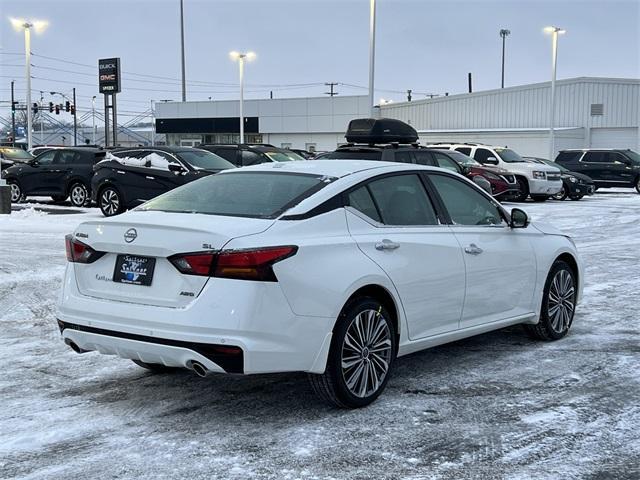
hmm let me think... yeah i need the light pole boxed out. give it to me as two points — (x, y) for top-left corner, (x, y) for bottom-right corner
(229, 51), (256, 144)
(10, 18), (48, 150)
(544, 26), (566, 161)
(499, 29), (510, 89)
(40, 91), (44, 145)
(150, 99), (155, 146)
(368, 0), (377, 117)
(180, 0), (187, 101)
(92, 96), (97, 145)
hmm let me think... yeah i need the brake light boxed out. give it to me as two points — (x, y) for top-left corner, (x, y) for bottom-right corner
(65, 234), (105, 263)
(169, 252), (216, 276)
(169, 246), (297, 281)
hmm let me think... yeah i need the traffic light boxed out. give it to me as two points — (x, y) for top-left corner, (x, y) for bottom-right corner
(49, 102), (54, 113)
(33, 103), (39, 114)
(70, 105), (76, 116)
(65, 101), (70, 112)
(55, 104), (60, 115)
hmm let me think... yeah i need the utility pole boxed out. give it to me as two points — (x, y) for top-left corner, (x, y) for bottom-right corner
(407, 89), (412, 102)
(324, 82), (339, 96)
(72, 87), (77, 146)
(500, 29), (511, 88)
(92, 96), (96, 145)
(150, 99), (155, 146)
(11, 81), (16, 147)
(180, 0), (187, 101)
(468, 72), (473, 93)
(40, 91), (44, 145)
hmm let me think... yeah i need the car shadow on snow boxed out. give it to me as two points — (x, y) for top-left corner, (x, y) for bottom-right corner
(52, 322), (564, 428)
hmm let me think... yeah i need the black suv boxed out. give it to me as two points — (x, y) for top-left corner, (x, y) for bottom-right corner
(555, 149), (640, 193)
(2, 147), (105, 206)
(198, 144), (304, 166)
(92, 146), (235, 216)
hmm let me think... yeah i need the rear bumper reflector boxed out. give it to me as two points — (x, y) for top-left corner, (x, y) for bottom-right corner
(57, 319), (244, 374)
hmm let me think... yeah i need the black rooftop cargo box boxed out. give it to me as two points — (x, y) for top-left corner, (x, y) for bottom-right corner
(345, 118), (418, 144)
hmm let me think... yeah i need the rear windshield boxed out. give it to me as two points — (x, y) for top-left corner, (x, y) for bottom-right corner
(261, 150), (304, 162)
(441, 150), (479, 166)
(319, 150), (383, 160)
(494, 148), (525, 163)
(177, 149), (235, 170)
(139, 171), (335, 218)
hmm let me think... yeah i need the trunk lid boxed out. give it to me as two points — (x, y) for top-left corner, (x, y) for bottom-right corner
(72, 210), (275, 307)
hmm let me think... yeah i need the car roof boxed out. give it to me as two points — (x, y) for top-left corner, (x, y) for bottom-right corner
(220, 159), (440, 179)
(559, 148), (629, 152)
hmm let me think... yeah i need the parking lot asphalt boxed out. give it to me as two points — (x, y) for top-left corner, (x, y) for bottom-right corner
(1, 192), (639, 480)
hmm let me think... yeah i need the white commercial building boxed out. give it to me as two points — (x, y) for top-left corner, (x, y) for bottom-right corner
(155, 95), (371, 152)
(381, 77), (639, 158)
(155, 77), (639, 157)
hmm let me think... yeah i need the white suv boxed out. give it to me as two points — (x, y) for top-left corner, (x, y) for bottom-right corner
(426, 143), (562, 202)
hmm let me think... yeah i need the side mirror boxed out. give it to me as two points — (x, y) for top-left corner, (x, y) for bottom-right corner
(510, 208), (529, 228)
(30, 159), (40, 167)
(484, 156), (499, 165)
(168, 163), (186, 173)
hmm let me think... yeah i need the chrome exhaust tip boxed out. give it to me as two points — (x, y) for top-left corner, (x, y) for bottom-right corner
(190, 361), (208, 378)
(65, 338), (88, 354)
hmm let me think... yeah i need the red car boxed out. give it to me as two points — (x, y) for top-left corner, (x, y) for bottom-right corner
(426, 149), (521, 200)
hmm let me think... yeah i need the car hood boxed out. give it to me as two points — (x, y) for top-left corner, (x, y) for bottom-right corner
(473, 165), (512, 175)
(513, 162), (561, 174)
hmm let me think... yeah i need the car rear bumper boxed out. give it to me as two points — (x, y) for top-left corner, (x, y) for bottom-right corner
(57, 264), (334, 374)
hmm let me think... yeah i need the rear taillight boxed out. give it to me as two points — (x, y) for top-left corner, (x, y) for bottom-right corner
(169, 252), (216, 276)
(169, 246), (297, 281)
(65, 234), (105, 263)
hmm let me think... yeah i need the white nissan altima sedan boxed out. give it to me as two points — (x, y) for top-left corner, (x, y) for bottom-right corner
(57, 160), (582, 408)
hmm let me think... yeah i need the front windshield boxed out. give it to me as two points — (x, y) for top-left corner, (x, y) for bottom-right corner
(495, 148), (525, 163)
(140, 171), (335, 218)
(177, 149), (235, 170)
(625, 150), (640, 165)
(443, 150), (480, 166)
(2, 148), (33, 161)
(263, 150), (304, 162)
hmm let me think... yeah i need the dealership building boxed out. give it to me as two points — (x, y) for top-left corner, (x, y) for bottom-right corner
(156, 77), (639, 157)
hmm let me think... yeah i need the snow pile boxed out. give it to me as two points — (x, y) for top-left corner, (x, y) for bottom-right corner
(9, 206), (47, 219)
(102, 151), (173, 171)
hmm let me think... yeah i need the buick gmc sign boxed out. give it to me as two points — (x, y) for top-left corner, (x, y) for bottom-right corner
(98, 58), (121, 94)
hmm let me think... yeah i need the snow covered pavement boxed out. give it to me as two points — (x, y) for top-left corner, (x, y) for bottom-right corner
(1, 193), (639, 479)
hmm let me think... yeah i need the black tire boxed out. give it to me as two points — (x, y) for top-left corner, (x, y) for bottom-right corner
(68, 182), (90, 207)
(308, 297), (397, 408)
(51, 195), (67, 203)
(568, 194), (584, 201)
(132, 359), (178, 373)
(98, 185), (124, 217)
(531, 195), (549, 202)
(524, 260), (577, 341)
(8, 180), (26, 203)
(635, 176), (640, 194)
(552, 185), (567, 201)
(514, 177), (529, 202)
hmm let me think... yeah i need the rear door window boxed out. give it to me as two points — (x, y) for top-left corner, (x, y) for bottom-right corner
(394, 151), (414, 164)
(241, 150), (265, 166)
(54, 150), (80, 165)
(582, 152), (607, 163)
(367, 174), (438, 226)
(347, 186), (382, 223)
(454, 147), (472, 156)
(413, 151), (434, 166)
(213, 148), (239, 165)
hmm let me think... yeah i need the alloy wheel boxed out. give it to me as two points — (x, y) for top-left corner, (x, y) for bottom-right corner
(635, 177), (640, 194)
(547, 269), (575, 334)
(552, 186), (566, 201)
(10, 183), (22, 203)
(341, 308), (392, 398)
(100, 188), (120, 216)
(70, 184), (87, 207)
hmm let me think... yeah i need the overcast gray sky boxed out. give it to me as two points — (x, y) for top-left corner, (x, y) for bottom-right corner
(1, 0), (639, 120)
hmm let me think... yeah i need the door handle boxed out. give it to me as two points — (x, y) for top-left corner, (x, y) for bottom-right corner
(375, 239), (400, 251)
(464, 243), (483, 255)
(146, 176), (155, 180)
